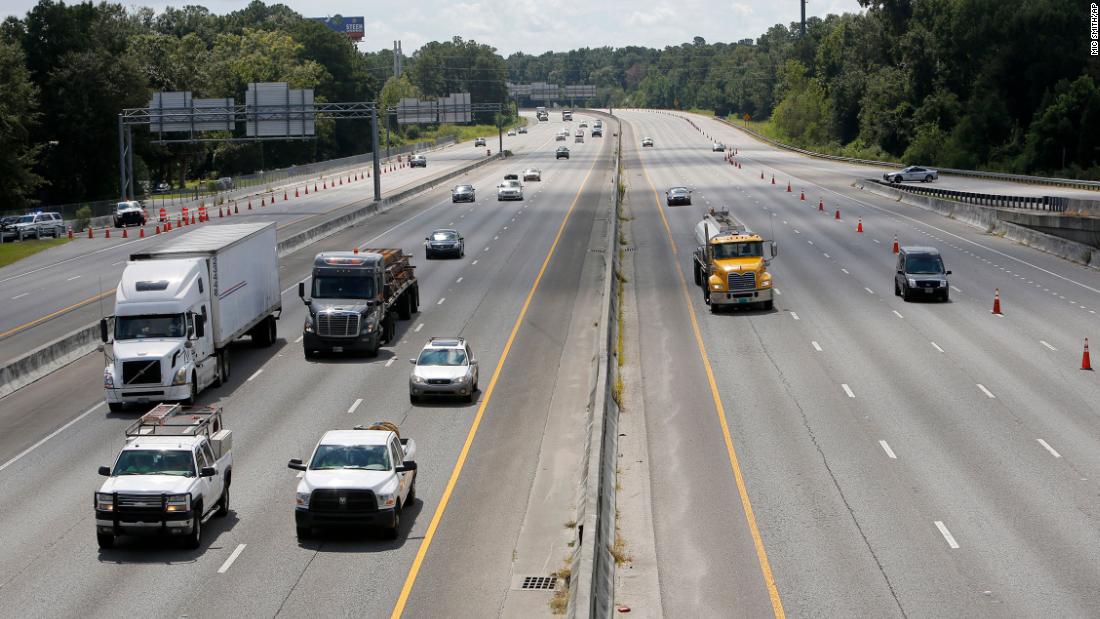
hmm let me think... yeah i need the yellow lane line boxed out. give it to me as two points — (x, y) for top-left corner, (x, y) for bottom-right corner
(390, 147), (604, 618)
(638, 149), (786, 618)
(0, 290), (114, 340)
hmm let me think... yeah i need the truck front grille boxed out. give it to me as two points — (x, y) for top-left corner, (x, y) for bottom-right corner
(310, 489), (378, 513)
(115, 493), (164, 514)
(316, 313), (360, 338)
(427, 379), (452, 385)
(727, 272), (757, 291)
(122, 360), (162, 385)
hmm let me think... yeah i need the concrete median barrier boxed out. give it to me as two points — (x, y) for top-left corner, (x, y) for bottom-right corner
(0, 150), (507, 399)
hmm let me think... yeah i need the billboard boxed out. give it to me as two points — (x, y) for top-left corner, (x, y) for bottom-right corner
(149, 92), (234, 133)
(310, 16), (365, 41)
(397, 93), (473, 125)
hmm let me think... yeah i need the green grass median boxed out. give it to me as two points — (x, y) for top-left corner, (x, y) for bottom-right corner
(0, 237), (71, 268)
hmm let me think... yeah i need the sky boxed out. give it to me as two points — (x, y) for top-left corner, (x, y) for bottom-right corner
(3, 0), (862, 56)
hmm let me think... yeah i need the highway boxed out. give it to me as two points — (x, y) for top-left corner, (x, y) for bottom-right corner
(0, 124), (540, 366)
(618, 109), (1100, 617)
(0, 113), (614, 616)
(2, 105), (1098, 618)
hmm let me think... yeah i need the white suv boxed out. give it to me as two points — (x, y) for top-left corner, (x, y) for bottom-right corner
(12, 212), (64, 240)
(408, 337), (479, 403)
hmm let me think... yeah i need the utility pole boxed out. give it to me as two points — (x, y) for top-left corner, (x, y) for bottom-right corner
(393, 41), (403, 78)
(801, 0), (807, 37)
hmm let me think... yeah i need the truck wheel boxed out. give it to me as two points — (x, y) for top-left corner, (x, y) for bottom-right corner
(183, 374), (198, 405)
(216, 480), (230, 517)
(97, 532), (115, 549)
(304, 348), (317, 360)
(924, 175), (933, 182)
(296, 525), (312, 541)
(184, 511), (202, 549)
(397, 292), (412, 320)
(411, 285), (420, 314)
(222, 352), (230, 381)
(762, 300), (774, 311)
(382, 312), (396, 344)
(385, 503), (402, 540)
(894, 280), (901, 296)
(407, 477), (417, 505)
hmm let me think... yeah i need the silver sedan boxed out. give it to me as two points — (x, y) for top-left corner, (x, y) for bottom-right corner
(884, 166), (939, 183)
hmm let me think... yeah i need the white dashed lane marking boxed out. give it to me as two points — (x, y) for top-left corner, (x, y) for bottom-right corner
(347, 398), (363, 414)
(1037, 439), (1062, 458)
(935, 521), (960, 549)
(879, 440), (897, 459)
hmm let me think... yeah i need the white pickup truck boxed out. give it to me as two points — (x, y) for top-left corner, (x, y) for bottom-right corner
(94, 404), (232, 549)
(288, 422), (417, 541)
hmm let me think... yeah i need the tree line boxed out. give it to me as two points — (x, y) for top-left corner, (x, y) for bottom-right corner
(0, 1), (509, 210)
(507, 0), (1100, 178)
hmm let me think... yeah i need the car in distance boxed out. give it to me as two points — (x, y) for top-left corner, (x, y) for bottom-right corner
(711, 142), (725, 152)
(451, 184), (475, 203)
(409, 337), (479, 403)
(555, 130), (567, 141)
(409, 154), (427, 168)
(425, 229), (464, 259)
(11, 212), (64, 240)
(288, 423), (417, 541)
(579, 121), (588, 129)
(522, 168), (542, 182)
(556, 146), (570, 159)
(575, 129), (584, 143)
(497, 179), (524, 201)
(591, 126), (603, 137)
(504, 173), (520, 182)
(666, 187), (692, 206)
(507, 129), (517, 137)
(884, 166), (939, 183)
(474, 137), (486, 147)
(641, 137), (654, 147)
(153, 182), (171, 194)
(113, 201), (147, 228)
(518, 126), (528, 134)
(0, 216), (19, 241)
(895, 246), (951, 301)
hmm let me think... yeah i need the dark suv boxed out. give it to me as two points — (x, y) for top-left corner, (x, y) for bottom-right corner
(556, 146), (570, 159)
(895, 246), (951, 301)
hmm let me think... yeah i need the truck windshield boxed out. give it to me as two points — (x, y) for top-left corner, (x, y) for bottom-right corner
(905, 255), (944, 274)
(310, 444), (391, 470)
(713, 242), (764, 259)
(312, 276), (375, 299)
(113, 449), (196, 476)
(115, 314), (186, 340)
(417, 349), (468, 366)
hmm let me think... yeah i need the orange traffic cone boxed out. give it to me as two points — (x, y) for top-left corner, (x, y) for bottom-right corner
(339, 177), (343, 186)
(166, 221), (172, 231)
(155, 224), (161, 235)
(818, 199), (824, 212)
(353, 247), (359, 254)
(122, 227), (128, 238)
(800, 190), (805, 201)
(992, 289), (1002, 314)
(892, 235), (899, 253)
(761, 171), (765, 179)
(88, 227), (94, 238)
(314, 183), (318, 192)
(67, 227), (73, 239)
(105, 227), (110, 238)
(139, 227), (145, 238)
(771, 175), (776, 185)
(219, 206), (224, 218)
(786, 180), (792, 192)
(191, 214), (196, 225)
(1083, 338), (1093, 370)
(835, 209), (841, 220)
(857, 218), (864, 233)
(323, 181), (327, 189)
(234, 203), (239, 214)
(295, 188), (300, 198)
(284, 191), (288, 201)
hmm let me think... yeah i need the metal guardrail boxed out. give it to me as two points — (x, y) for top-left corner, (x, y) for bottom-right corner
(705, 113), (1100, 192)
(867, 179), (1069, 212)
(2, 137), (453, 220)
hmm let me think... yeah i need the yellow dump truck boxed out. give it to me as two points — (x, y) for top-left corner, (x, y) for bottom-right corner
(692, 208), (777, 312)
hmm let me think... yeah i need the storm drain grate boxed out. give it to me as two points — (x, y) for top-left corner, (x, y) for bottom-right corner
(519, 575), (559, 590)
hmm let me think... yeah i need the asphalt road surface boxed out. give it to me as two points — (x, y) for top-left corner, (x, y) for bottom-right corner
(621, 109), (1100, 617)
(0, 113), (614, 616)
(0, 118), (547, 365)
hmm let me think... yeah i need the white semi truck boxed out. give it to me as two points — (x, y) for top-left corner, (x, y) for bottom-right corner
(101, 222), (281, 411)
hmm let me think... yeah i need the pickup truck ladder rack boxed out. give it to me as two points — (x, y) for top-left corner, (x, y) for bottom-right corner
(125, 404), (224, 439)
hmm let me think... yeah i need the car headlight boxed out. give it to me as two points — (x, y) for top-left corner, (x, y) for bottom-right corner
(378, 492), (397, 508)
(171, 367), (188, 386)
(907, 278), (917, 287)
(304, 316), (314, 333)
(453, 375), (467, 384)
(363, 321), (374, 333)
(95, 492), (114, 511)
(165, 493), (190, 512)
(296, 491), (311, 508)
(103, 367), (115, 389)
(412, 375), (426, 385)
(759, 279), (772, 288)
(940, 280), (948, 287)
